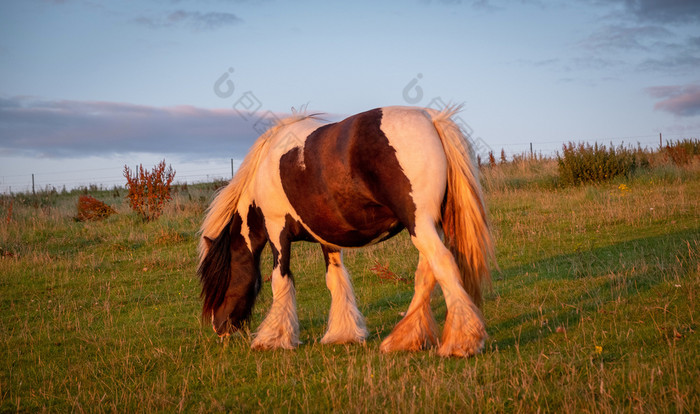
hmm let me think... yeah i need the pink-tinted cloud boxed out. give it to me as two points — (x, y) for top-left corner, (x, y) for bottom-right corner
(0, 97), (278, 158)
(646, 84), (700, 117)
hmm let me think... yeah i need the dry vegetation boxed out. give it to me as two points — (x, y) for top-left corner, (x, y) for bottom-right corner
(0, 146), (698, 412)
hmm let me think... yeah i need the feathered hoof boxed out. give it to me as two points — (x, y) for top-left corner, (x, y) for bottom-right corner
(436, 340), (485, 358)
(320, 330), (367, 345)
(250, 334), (300, 351)
(320, 313), (368, 345)
(436, 309), (487, 358)
(380, 333), (435, 353)
(379, 309), (439, 353)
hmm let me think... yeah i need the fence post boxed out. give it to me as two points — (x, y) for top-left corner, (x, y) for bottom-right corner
(530, 142), (533, 157)
(659, 133), (662, 149)
(32, 174), (35, 195)
(231, 158), (234, 179)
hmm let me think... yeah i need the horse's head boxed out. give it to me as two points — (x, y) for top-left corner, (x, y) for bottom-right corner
(198, 210), (265, 336)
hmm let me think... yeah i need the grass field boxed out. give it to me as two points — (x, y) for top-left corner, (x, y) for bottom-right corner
(1, 158), (698, 412)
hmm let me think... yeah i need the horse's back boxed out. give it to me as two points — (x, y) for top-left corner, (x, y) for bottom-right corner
(263, 107), (448, 247)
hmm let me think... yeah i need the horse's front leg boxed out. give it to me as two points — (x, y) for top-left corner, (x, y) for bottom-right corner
(320, 246), (367, 344)
(251, 229), (300, 350)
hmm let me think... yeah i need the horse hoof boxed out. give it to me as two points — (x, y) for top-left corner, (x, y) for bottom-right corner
(320, 333), (366, 345)
(437, 306), (487, 358)
(436, 340), (484, 358)
(251, 336), (300, 350)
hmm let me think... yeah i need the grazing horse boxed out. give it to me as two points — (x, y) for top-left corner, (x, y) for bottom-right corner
(198, 106), (494, 357)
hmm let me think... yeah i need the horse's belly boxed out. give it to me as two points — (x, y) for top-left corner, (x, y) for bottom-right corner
(285, 183), (404, 247)
(308, 203), (404, 247)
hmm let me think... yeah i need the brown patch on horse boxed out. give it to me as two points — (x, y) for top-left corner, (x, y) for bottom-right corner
(279, 108), (415, 247)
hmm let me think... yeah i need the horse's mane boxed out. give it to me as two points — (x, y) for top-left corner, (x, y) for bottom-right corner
(198, 112), (322, 263)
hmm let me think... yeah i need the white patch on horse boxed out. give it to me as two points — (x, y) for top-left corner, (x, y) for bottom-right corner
(379, 106), (448, 225)
(251, 222), (300, 350)
(238, 201), (253, 252)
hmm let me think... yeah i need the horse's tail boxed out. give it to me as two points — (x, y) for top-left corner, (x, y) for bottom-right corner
(430, 106), (494, 306)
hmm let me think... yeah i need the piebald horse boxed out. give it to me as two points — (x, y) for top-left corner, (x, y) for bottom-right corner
(198, 106), (493, 357)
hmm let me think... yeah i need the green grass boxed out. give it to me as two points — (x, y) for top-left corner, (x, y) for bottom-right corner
(1, 160), (698, 412)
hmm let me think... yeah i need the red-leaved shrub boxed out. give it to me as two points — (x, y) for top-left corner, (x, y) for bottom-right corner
(75, 195), (116, 222)
(123, 160), (175, 221)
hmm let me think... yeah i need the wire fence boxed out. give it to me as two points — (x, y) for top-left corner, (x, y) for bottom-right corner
(1, 132), (697, 195)
(0, 162), (235, 195)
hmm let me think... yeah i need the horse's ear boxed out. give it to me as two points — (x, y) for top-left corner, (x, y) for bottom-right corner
(203, 236), (214, 249)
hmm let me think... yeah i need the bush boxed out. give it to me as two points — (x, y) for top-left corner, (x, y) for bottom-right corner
(488, 151), (496, 167)
(557, 142), (640, 186)
(75, 195), (116, 222)
(665, 139), (700, 165)
(123, 160), (176, 221)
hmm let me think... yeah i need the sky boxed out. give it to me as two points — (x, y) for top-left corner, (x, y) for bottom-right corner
(1, 0), (699, 192)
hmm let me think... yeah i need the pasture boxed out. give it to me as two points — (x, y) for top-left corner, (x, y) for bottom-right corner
(1, 158), (698, 412)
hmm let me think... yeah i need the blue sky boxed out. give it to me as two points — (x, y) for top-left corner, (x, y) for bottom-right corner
(1, 0), (699, 192)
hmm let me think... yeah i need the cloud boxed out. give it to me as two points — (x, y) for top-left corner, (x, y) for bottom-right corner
(571, 1), (699, 78)
(639, 53), (700, 74)
(622, 0), (700, 23)
(579, 24), (671, 51)
(134, 10), (243, 31)
(646, 84), (700, 117)
(0, 97), (278, 159)
(636, 33), (700, 75)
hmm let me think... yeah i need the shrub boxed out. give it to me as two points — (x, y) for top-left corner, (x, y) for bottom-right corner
(665, 138), (700, 165)
(488, 151), (496, 167)
(5, 199), (13, 225)
(557, 142), (640, 186)
(75, 195), (116, 222)
(123, 160), (176, 221)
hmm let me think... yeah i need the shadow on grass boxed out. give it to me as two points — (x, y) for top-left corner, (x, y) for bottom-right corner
(486, 227), (698, 350)
(243, 227), (697, 353)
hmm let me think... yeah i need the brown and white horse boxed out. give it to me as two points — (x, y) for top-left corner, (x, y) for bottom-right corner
(198, 106), (494, 357)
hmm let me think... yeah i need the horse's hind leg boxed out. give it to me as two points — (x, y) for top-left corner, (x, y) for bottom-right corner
(251, 232), (300, 350)
(410, 221), (487, 357)
(380, 253), (439, 352)
(320, 247), (368, 344)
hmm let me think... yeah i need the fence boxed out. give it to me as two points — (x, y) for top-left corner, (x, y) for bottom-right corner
(0, 132), (696, 195)
(0, 160), (236, 195)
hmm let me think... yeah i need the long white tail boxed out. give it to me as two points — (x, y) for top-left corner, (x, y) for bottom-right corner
(430, 107), (494, 306)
